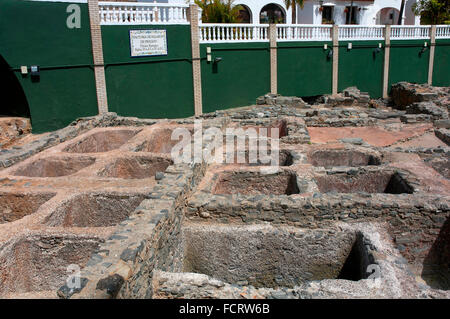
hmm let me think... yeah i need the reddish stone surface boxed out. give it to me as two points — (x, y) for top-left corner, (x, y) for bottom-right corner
(0, 117), (31, 149)
(0, 124), (177, 298)
(308, 124), (433, 147)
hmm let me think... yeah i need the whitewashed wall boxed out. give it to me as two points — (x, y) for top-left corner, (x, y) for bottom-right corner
(135, 0), (420, 25)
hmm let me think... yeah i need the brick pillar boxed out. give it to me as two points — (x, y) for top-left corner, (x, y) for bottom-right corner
(382, 25), (391, 99)
(428, 25), (436, 85)
(88, 0), (108, 114)
(269, 24), (277, 95)
(189, 3), (203, 116)
(332, 25), (339, 95)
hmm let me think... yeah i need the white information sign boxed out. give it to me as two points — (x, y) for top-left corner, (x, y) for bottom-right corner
(129, 30), (167, 57)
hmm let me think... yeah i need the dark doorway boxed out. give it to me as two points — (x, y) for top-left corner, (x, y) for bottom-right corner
(345, 6), (358, 24)
(0, 55), (30, 118)
(321, 6), (334, 24)
(260, 4), (286, 24)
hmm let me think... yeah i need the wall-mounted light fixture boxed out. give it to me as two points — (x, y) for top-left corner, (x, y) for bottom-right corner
(20, 66), (28, 76)
(347, 43), (352, 50)
(418, 42), (429, 55)
(212, 57), (222, 74)
(373, 43), (382, 55)
(30, 65), (40, 82)
(327, 49), (333, 59)
(373, 46), (381, 57)
(420, 42), (428, 55)
(206, 47), (212, 62)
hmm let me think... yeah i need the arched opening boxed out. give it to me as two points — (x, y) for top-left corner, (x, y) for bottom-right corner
(376, 7), (401, 25)
(236, 4), (252, 23)
(260, 3), (286, 24)
(0, 55), (30, 119)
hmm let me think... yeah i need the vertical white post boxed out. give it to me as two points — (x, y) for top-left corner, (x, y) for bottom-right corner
(382, 25), (391, 99)
(332, 25), (339, 95)
(189, 3), (203, 116)
(269, 24), (277, 95)
(428, 25), (436, 85)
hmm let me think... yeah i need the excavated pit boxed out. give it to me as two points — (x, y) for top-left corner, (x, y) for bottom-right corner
(224, 149), (294, 166)
(315, 171), (414, 194)
(422, 156), (450, 179)
(240, 120), (288, 138)
(308, 149), (381, 168)
(97, 156), (172, 179)
(421, 217), (450, 290)
(0, 235), (102, 296)
(13, 156), (96, 177)
(135, 127), (194, 154)
(0, 192), (56, 223)
(44, 193), (146, 227)
(64, 129), (138, 153)
(212, 171), (300, 195)
(182, 224), (372, 288)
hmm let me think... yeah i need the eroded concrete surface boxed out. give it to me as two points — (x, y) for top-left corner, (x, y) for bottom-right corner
(0, 83), (449, 299)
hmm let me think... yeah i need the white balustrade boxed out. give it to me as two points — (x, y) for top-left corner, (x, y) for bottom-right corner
(199, 24), (269, 43)
(277, 25), (332, 41)
(96, 6), (450, 44)
(390, 26), (430, 39)
(339, 25), (385, 40)
(436, 25), (450, 39)
(99, 1), (189, 25)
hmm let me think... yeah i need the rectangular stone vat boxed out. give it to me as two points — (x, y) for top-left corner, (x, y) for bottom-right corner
(182, 224), (371, 288)
(420, 217), (450, 290)
(97, 156), (172, 179)
(0, 234), (101, 296)
(64, 129), (138, 153)
(315, 170), (414, 194)
(212, 171), (300, 195)
(308, 149), (381, 168)
(44, 193), (146, 227)
(135, 127), (194, 154)
(0, 192), (56, 223)
(239, 120), (288, 138)
(224, 149), (294, 166)
(13, 156), (95, 177)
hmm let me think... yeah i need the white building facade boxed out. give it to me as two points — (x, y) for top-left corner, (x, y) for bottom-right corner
(137, 0), (420, 25)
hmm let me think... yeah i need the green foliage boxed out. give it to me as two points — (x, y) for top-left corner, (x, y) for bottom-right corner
(284, 0), (305, 10)
(194, 0), (243, 23)
(412, 0), (450, 24)
(284, 0), (305, 24)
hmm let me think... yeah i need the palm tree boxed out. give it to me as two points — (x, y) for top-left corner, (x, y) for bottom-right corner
(284, 0), (305, 24)
(194, 0), (243, 23)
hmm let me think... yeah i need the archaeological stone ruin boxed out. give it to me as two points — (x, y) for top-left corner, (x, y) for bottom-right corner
(0, 82), (449, 299)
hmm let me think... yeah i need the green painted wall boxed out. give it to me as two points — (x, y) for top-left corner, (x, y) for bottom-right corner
(278, 41), (332, 97)
(433, 39), (450, 87)
(1, 0), (448, 133)
(102, 25), (194, 119)
(338, 41), (385, 98)
(200, 43), (270, 114)
(389, 40), (430, 90)
(0, 0), (98, 133)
